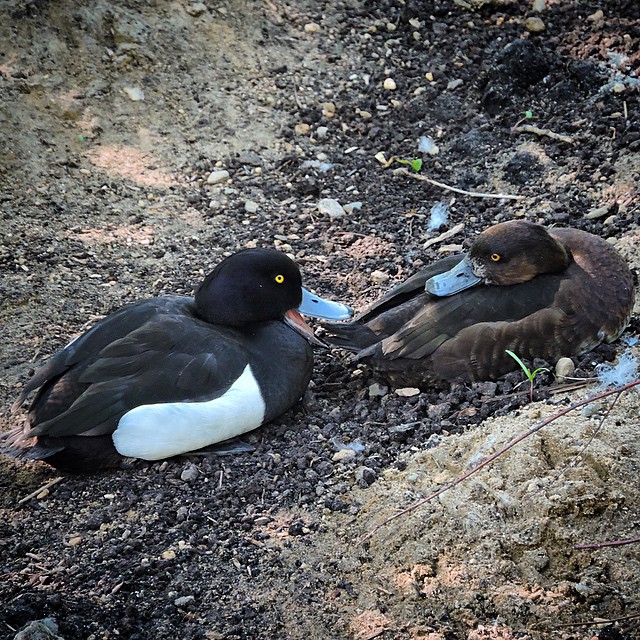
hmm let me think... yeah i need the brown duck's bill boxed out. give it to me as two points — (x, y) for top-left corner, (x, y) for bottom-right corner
(425, 256), (482, 297)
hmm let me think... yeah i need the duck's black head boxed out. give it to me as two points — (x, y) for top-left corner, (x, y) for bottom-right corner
(195, 248), (304, 326)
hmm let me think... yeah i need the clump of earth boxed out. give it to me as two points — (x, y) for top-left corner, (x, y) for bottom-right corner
(1, 1), (639, 639)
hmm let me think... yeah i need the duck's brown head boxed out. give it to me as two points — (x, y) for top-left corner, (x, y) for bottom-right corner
(426, 220), (571, 296)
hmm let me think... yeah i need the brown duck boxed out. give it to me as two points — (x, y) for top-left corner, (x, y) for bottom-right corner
(325, 220), (635, 387)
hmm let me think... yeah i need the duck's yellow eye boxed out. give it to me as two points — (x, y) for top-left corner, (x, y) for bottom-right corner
(491, 253), (501, 262)
(275, 274), (285, 284)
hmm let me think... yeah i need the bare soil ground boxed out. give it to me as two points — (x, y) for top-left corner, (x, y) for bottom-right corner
(1, 1), (639, 639)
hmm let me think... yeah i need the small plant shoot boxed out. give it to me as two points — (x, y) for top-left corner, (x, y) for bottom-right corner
(396, 157), (423, 173)
(505, 349), (549, 402)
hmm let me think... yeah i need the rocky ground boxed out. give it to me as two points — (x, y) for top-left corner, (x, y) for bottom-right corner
(1, 0), (639, 638)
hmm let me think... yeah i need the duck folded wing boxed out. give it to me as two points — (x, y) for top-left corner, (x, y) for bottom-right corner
(12, 296), (194, 412)
(23, 315), (246, 439)
(325, 255), (463, 351)
(357, 254), (463, 322)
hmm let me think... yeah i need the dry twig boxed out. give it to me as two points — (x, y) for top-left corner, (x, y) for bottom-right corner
(394, 167), (525, 200)
(512, 123), (574, 144)
(17, 477), (64, 505)
(575, 536), (640, 550)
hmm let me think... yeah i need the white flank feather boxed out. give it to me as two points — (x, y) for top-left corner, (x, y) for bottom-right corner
(112, 364), (266, 460)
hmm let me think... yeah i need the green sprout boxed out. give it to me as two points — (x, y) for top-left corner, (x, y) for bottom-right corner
(395, 157), (423, 173)
(505, 349), (549, 402)
(511, 110), (535, 132)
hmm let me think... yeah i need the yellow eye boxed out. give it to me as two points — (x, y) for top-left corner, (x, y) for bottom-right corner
(275, 274), (285, 284)
(491, 253), (501, 262)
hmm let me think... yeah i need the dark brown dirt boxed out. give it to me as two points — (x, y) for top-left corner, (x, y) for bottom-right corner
(1, 1), (639, 639)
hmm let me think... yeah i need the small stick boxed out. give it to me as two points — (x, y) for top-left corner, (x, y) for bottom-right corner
(556, 611), (640, 628)
(394, 168), (525, 200)
(575, 536), (640, 550)
(17, 477), (64, 505)
(512, 124), (574, 144)
(358, 379), (640, 544)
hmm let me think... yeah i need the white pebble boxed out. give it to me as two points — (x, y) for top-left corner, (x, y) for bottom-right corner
(244, 200), (259, 213)
(343, 201), (362, 214)
(317, 198), (346, 219)
(207, 170), (229, 184)
(395, 387), (421, 397)
(123, 86), (145, 101)
(383, 78), (397, 91)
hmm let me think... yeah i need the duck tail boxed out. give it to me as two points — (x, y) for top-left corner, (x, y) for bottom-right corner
(0, 426), (64, 463)
(321, 321), (379, 352)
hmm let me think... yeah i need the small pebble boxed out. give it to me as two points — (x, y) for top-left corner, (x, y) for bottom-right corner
(555, 357), (575, 383)
(162, 550), (176, 560)
(524, 17), (545, 32)
(343, 201), (363, 214)
(123, 86), (145, 101)
(383, 78), (397, 91)
(371, 269), (390, 284)
(295, 123), (311, 135)
(587, 9), (604, 22)
(332, 448), (356, 462)
(532, 0), (546, 10)
(174, 595), (195, 607)
(355, 466), (377, 485)
(13, 619), (63, 640)
(447, 79), (463, 90)
(207, 170), (229, 184)
(395, 387), (420, 397)
(317, 198), (346, 219)
(368, 382), (388, 397)
(316, 126), (329, 139)
(181, 464), (199, 482)
(585, 205), (609, 219)
(304, 22), (321, 33)
(244, 200), (259, 213)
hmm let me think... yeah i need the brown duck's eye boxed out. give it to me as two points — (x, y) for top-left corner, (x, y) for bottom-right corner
(274, 274), (285, 284)
(490, 253), (501, 262)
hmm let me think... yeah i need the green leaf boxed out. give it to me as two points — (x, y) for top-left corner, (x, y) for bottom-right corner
(524, 110), (533, 119)
(505, 349), (533, 381)
(531, 367), (550, 378)
(396, 158), (423, 173)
